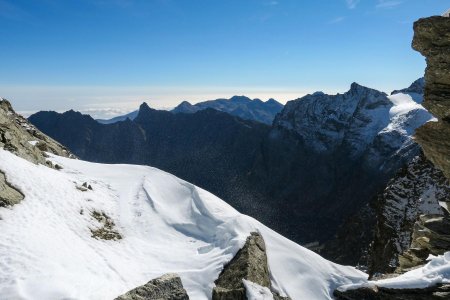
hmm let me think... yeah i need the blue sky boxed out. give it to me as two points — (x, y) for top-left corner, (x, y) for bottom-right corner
(0, 0), (448, 118)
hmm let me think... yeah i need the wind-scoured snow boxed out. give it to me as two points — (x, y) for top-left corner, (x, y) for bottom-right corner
(338, 252), (450, 291)
(0, 149), (366, 300)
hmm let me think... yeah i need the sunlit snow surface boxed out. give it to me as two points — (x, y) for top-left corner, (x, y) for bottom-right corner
(0, 150), (366, 300)
(339, 252), (450, 291)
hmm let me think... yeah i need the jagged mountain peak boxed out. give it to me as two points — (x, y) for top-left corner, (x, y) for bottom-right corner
(274, 83), (394, 155)
(391, 77), (425, 100)
(139, 102), (152, 111)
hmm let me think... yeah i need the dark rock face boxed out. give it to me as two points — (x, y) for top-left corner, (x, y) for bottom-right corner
(172, 96), (284, 125)
(319, 204), (376, 270)
(334, 284), (450, 300)
(212, 232), (289, 300)
(369, 154), (449, 276)
(413, 16), (450, 179)
(321, 153), (450, 271)
(114, 273), (189, 300)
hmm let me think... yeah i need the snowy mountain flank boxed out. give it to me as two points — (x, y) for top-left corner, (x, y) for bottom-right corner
(0, 99), (370, 299)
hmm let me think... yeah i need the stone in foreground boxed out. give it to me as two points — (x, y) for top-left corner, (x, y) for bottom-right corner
(115, 273), (189, 300)
(212, 232), (290, 300)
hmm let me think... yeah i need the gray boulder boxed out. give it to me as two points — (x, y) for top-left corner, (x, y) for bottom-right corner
(0, 171), (24, 207)
(115, 273), (189, 300)
(212, 232), (290, 300)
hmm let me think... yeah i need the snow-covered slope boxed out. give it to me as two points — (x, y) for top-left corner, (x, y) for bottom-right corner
(0, 149), (366, 300)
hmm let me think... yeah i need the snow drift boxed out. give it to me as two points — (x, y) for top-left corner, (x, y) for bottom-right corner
(0, 149), (366, 300)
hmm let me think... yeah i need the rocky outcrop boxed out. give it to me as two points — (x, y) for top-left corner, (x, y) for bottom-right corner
(398, 214), (450, 271)
(0, 171), (24, 207)
(90, 211), (122, 240)
(369, 154), (449, 276)
(114, 273), (189, 300)
(0, 99), (73, 165)
(334, 284), (450, 300)
(212, 232), (289, 300)
(0, 99), (73, 207)
(412, 16), (450, 179)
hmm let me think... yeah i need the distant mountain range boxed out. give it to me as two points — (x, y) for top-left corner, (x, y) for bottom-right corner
(96, 95), (284, 125)
(28, 79), (432, 250)
(172, 95), (283, 125)
(96, 110), (139, 124)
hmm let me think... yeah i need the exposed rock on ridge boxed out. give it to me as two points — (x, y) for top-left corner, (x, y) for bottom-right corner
(369, 154), (449, 276)
(413, 16), (450, 179)
(0, 98), (74, 207)
(114, 273), (189, 300)
(0, 171), (24, 207)
(0, 98), (72, 165)
(212, 232), (290, 300)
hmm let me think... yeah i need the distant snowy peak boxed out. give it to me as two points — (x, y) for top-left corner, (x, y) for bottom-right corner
(173, 96), (284, 125)
(274, 81), (432, 160)
(274, 82), (392, 155)
(391, 77), (425, 103)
